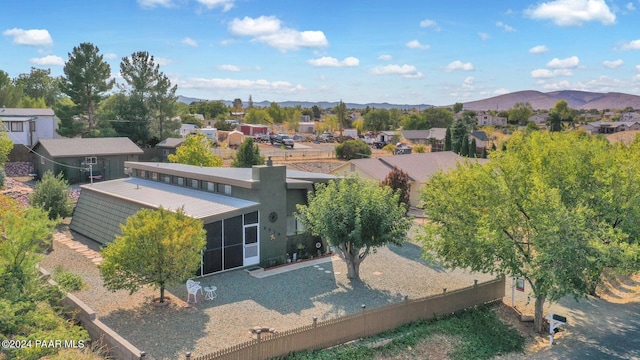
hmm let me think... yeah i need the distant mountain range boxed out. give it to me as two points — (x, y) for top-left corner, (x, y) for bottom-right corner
(457, 90), (640, 111)
(178, 90), (640, 112)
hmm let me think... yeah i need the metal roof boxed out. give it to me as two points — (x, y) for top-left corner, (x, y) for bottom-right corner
(81, 177), (259, 220)
(156, 138), (186, 148)
(0, 108), (54, 116)
(36, 137), (144, 157)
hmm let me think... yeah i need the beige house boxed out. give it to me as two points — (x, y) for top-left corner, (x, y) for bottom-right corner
(331, 152), (488, 207)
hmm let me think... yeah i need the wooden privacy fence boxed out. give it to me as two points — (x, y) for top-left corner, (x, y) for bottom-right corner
(193, 277), (505, 360)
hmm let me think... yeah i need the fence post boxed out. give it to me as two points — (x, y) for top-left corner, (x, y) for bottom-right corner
(474, 279), (478, 287)
(313, 316), (317, 328)
(443, 288), (447, 294)
(185, 352), (191, 360)
(361, 304), (366, 339)
(256, 329), (261, 343)
(140, 351), (146, 359)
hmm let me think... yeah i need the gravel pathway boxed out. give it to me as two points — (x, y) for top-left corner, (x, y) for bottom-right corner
(39, 225), (496, 360)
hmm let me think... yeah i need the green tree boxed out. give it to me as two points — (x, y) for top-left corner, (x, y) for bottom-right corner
(402, 113), (429, 130)
(381, 166), (410, 212)
(469, 137), (477, 157)
(296, 177), (411, 281)
(14, 67), (61, 107)
(168, 132), (222, 167)
(451, 119), (468, 154)
(444, 127), (452, 151)
(311, 105), (322, 120)
(419, 131), (640, 333)
(424, 107), (454, 128)
(267, 102), (285, 123)
(335, 139), (371, 160)
(453, 102), (464, 113)
(460, 136), (469, 157)
(507, 102), (534, 126)
(0, 131), (12, 166)
(54, 97), (84, 137)
(0, 70), (23, 108)
(189, 100), (228, 120)
(17, 96), (47, 108)
(244, 108), (273, 125)
(29, 171), (74, 220)
(60, 42), (115, 130)
(232, 98), (243, 113)
(481, 146), (488, 158)
(547, 100), (576, 131)
(335, 100), (347, 135)
(285, 107), (302, 132)
(232, 138), (265, 168)
(363, 108), (391, 131)
(99, 207), (206, 303)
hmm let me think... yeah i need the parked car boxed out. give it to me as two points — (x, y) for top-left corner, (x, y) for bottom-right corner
(318, 132), (335, 143)
(292, 134), (305, 142)
(253, 133), (270, 142)
(373, 141), (388, 149)
(270, 134), (295, 148)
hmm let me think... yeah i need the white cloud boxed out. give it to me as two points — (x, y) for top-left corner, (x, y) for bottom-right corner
(636, 65), (640, 72)
(462, 76), (475, 89)
(29, 55), (64, 66)
(529, 45), (549, 54)
(626, 2), (636, 11)
(181, 37), (198, 47)
(547, 56), (579, 68)
(104, 53), (118, 60)
(180, 77), (304, 93)
(371, 64), (423, 78)
(137, 0), (174, 8)
(419, 19), (441, 31)
(228, 16), (327, 51)
(378, 54), (392, 61)
(229, 16), (281, 36)
(406, 40), (429, 50)
(494, 88), (510, 95)
(3, 28), (53, 46)
(196, 0), (235, 11)
(603, 59), (623, 68)
(525, 0), (616, 26)
(217, 64), (240, 71)
(621, 39), (640, 50)
(531, 68), (574, 78)
(308, 56), (359, 67)
(496, 21), (516, 32)
(445, 60), (474, 72)
(478, 32), (490, 40)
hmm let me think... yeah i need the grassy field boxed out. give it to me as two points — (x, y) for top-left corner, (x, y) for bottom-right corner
(276, 303), (525, 360)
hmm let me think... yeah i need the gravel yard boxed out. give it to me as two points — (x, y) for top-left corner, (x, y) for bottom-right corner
(39, 225), (496, 360)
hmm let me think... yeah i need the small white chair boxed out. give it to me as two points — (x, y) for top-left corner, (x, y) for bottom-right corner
(186, 279), (202, 303)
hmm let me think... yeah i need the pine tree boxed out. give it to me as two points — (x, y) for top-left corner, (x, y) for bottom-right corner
(469, 138), (477, 157)
(232, 138), (265, 168)
(481, 146), (488, 158)
(444, 127), (452, 151)
(460, 137), (469, 157)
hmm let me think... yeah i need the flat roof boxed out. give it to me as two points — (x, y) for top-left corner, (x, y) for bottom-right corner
(81, 177), (259, 220)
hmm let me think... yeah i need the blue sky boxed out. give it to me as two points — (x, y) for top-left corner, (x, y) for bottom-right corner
(2, 0), (640, 106)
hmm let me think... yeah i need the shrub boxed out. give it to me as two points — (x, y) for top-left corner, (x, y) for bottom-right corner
(53, 266), (86, 292)
(413, 144), (427, 153)
(335, 140), (371, 160)
(0, 168), (5, 187)
(30, 171), (74, 220)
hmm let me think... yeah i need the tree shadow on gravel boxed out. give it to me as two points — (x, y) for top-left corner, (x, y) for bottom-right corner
(387, 241), (447, 273)
(99, 296), (210, 360)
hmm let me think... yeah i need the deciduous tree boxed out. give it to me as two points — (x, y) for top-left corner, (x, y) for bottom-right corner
(296, 177), (411, 281)
(381, 166), (410, 211)
(14, 67), (61, 107)
(60, 43), (115, 130)
(335, 139), (371, 160)
(0, 70), (22, 107)
(29, 171), (74, 220)
(507, 102), (533, 126)
(168, 132), (222, 167)
(99, 207), (206, 303)
(419, 131), (640, 333)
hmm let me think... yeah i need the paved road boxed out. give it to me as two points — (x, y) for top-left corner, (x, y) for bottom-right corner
(521, 295), (640, 359)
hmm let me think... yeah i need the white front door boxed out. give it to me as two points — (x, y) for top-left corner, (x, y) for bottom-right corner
(243, 224), (259, 266)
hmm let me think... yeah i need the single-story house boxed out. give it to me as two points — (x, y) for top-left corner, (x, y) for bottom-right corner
(1, 108), (58, 147)
(400, 128), (447, 150)
(70, 160), (337, 276)
(156, 137), (186, 162)
(32, 137), (143, 183)
(528, 114), (548, 124)
(377, 131), (399, 144)
(581, 121), (640, 134)
(331, 152), (488, 207)
(469, 131), (489, 152)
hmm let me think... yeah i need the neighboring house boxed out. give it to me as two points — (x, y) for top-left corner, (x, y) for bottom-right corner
(469, 131), (489, 152)
(0, 108), (58, 147)
(581, 121), (640, 134)
(331, 152), (487, 207)
(621, 112), (640, 122)
(180, 124), (198, 137)
(156, 137), (186, 162)
(32, 137), (143, 183)
(401, 130), (431, 145)
(376, 131), (399, 144)
(70, 160), (336, 276)
(475, 114), (507, 126)
(528, 114), (548, 124)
